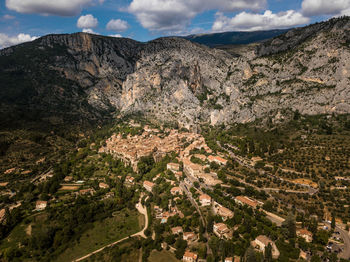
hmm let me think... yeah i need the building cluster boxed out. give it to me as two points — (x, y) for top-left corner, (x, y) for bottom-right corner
(99, 129), (203, 171)
(154, 204), (184, 224)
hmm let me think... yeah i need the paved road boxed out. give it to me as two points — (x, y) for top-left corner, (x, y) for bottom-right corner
(180, 182), (212, 255)
(73, 196), (148, 262)
(324, 222), (350, 259)
(337, 226), (350, 260)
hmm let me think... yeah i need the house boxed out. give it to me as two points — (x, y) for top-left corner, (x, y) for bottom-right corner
(208, 155), (228, 165)
(35, 201), (47, 211)
(183, 232), (197, 242)
(183, 250), (198, 262)
(194, 154), (207, 161)
(99, 182), (109, 189)
(225, 258), (233, 262)
(213, 223), (231, 239)
(171, 187), (182, 195)
(64, 176), (73, 182)
(171, 226), (183, 235)
(143, 180), (155, 192)
(197, 173), (222, 186)
(299, 250), (308, 260)
(217, 205), (234, 220)
(167, 163), (180, 173)
(79, 188), (95, 196)
(126, 176), (135, 184)
(297, 229), (313, 242)
(199, 194), (211, 206)
(235, 196), (262, 209)
(161, 211), (177, 224)
(175, 171), (183, 180)
(183, 159), (203, 178)
(154, 205), (163, 212)
(252, 235), (280, 259)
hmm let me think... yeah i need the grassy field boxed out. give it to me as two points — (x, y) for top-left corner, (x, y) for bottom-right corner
(0, 222), (28, 250)
(55, 208), (142, 262)
(85, 238), (141, 262)
(148, 250), (179, 262)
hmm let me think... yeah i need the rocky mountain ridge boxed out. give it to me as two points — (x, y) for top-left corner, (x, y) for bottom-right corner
(1, 17), (350, 130)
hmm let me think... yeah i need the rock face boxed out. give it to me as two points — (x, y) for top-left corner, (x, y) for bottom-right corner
(1, 17), (350, 129)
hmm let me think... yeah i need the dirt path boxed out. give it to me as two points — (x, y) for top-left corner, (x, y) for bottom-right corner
(73, 196), (148, 262)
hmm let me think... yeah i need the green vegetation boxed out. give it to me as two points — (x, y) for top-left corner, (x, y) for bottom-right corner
(148, 250), (179, 262)
(56, 208), (141, 261)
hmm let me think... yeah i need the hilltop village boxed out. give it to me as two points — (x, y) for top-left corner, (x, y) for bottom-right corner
(0, 120), (349, 262)
(94, 122), (349, 262)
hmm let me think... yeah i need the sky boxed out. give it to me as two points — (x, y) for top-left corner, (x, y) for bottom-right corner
(1, 0), (350, 49)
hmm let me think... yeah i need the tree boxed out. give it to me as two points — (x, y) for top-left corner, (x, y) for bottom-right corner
(310, 255), (321, 262)
(331, 215), (336, 230)
(207, 215), (214, 233)
(264, 244), (272, 262)
(245, 247), (258, 262)
(283, 214), (296, 239)
(137, 155), (155, 175)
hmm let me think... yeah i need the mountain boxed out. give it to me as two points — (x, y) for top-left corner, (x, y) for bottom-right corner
(1, 17), (350, 132)
(183, 29), (289, 47)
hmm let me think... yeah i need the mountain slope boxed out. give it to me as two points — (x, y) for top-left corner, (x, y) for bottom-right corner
(0, 17), (350, 131)
(184, 29), (289, 47)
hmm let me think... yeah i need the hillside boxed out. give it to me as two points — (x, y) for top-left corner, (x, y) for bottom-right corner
(0, 17), (350, 132)
(184, 29), (289, 47)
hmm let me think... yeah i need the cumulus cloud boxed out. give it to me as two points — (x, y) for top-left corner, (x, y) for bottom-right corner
(82, 28), (98, 34)
(106, 19), (129, 32)
(212, 10), (310, 32)
(127, 0), (266, 32)
(0, 33), (39, 49)
(5, 0), (99, 16)
(302, 0), (350, 16)
(109, 34), (122, 38)
(77, 14), (98, 28)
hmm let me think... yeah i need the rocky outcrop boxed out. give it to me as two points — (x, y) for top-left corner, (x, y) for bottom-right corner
(1, 17), (350, 129)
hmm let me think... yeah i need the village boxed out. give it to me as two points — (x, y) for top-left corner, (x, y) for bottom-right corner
(0, 122), (349, 262)
(93, 123), (350, 261)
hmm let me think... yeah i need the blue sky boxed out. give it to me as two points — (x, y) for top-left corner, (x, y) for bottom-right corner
(0, 0), (349, 48)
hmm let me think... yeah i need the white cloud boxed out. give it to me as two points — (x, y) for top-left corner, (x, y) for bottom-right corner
(127, 0), (266, 32)
(77, 14), (98, 28)
(302, 0), (350, 16)
(106, 19), (129, 32)
(5, 0), (100, 16)
(0, 33), (39, 49)
(82, 28), (98, 34)
(212, 10), (310, 32)
(109, 34), (122, 38)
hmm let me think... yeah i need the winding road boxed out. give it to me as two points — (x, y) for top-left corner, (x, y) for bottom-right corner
(73, 196), (148, 262)
(180, 182), (212, 255)
(324, 222), (350, 260)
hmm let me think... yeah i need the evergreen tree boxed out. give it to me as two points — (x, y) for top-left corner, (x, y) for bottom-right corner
(264, 244), (273, 262)
(245, 247), (258, 262)
(331, 215), (336, 230)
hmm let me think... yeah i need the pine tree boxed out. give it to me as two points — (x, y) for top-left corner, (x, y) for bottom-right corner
(331, 215), (336, 230)
(264, 243), (273, 262)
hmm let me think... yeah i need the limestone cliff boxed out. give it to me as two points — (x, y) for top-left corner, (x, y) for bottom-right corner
(1, 17), (350, 129)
